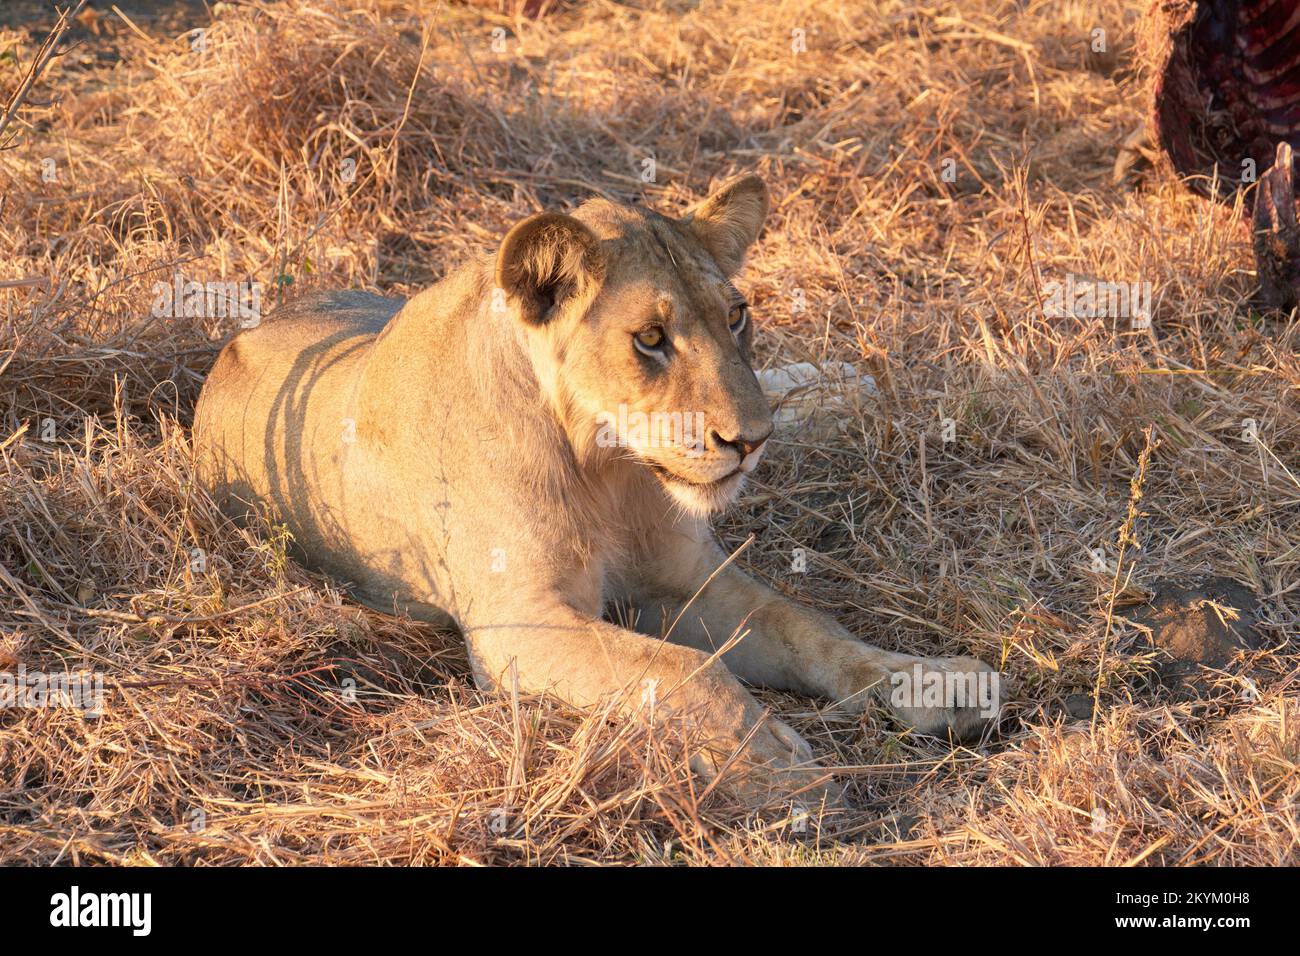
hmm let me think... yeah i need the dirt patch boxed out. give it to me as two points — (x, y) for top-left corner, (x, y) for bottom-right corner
(1131, 577), (1264, 692)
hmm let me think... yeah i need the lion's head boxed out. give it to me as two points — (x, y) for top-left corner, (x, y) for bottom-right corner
(495, 175), (773, 515)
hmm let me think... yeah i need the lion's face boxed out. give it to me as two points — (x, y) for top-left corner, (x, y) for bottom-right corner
(496, 176), (773, 515)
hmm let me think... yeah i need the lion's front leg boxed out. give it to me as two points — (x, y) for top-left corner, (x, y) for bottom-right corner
(619, 521), (1000, 741)
(461, 598), (837, 808)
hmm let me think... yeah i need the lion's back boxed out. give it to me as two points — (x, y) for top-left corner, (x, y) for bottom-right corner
(192, 291), (404, 527)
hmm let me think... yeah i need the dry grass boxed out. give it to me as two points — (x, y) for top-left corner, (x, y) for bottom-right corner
(1, 0), (1297, 865)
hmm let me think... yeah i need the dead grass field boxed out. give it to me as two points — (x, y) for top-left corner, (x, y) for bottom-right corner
(1, 0), (1297, 865)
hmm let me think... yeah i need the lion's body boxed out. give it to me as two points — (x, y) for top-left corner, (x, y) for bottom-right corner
(195, 262), (692, 635)
(194, 178), (995, 803)
(195, 274), (569, 631)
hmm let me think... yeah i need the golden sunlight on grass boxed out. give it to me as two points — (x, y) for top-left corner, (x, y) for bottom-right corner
(0, 0), (1296, 865)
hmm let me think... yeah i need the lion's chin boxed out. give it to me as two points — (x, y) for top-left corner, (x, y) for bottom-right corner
(653, 467), (747, 516)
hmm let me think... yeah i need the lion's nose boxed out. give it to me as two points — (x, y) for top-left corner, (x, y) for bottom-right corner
(709, 427), (771, 460)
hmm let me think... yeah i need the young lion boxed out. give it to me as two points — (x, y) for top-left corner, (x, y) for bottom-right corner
(193, 174), (997, 804)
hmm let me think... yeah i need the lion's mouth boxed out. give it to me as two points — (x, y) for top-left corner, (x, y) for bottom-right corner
(645, 461), (742, 489)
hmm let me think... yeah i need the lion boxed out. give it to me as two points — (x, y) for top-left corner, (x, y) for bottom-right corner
(193, 174), (998, 806)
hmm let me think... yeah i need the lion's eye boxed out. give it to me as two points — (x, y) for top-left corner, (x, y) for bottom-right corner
(728, 304), (749, 334)
(634, 326), (665, 353)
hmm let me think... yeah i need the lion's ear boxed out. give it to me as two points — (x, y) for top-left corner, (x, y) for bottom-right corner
(684, 174), (769, 276)
(495, 213), (605, 325)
